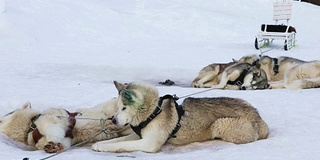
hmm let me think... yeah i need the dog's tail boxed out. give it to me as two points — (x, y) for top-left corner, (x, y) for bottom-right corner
(257, 119), (269, 140)
(284, 77), (320, 89)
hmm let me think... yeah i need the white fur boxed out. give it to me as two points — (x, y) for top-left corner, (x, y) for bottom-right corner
(269, 60), (320, 89)
(45, 124), (71, 148)
(0, 99), (131, 153)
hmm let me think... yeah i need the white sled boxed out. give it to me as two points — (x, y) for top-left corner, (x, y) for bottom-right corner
(255, 0), (296, 51)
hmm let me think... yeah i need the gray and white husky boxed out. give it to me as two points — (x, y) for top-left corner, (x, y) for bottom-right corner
(92, 81), (269, 153)
(239, 54), (320, 89)
(192, 54), (268, 90)
(210, 62), (269, 90)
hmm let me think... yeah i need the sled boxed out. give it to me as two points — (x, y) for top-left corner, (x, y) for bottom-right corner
(255, 0), (296, 51)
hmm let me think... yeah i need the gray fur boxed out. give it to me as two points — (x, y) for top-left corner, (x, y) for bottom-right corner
(239, 54), (320, 89)
(92, 82), (269, 153)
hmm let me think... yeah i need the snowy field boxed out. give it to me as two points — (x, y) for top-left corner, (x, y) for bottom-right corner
(0, 0), (320, 160)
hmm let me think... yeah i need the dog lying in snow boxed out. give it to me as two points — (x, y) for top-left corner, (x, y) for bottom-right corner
(0, 100), (132, 153)
(92, 81), (269, 153)
(192, 54), (269, 90)
(238, 54), (320, 89)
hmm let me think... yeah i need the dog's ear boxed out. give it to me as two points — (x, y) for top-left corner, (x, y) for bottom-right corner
(253, 61), (261, 68)
(254, 70), (261, 77)
(22, 101), (31, 109)
(114, 81), (126, 93)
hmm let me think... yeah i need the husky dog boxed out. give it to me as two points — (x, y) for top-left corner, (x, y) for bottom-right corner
(241, 66), (270, 90)
(192, 54), (266, 90)
(239, 54), (320, 89)
(92, 81), (269, 153)
(0, 99), (131, 153)
(192, 62), (237, 88)
(210, 62), (269, 90)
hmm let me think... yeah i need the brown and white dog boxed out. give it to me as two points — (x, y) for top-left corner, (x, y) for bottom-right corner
(0, 100), (132, 153)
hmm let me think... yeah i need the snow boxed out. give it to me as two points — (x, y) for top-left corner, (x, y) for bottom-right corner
(1, 0), (320, 159)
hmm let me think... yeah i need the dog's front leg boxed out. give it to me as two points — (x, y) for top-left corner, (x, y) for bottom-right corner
(211, 72), (230, 89)
(92, 132), (139, 146)
(92, 136), (162, 153)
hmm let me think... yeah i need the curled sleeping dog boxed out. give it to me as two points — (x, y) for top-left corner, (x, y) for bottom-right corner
(0, 100), (131, 153)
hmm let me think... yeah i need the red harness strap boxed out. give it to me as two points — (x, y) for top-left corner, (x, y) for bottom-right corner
(32, 128), (43, 144)
(26, 114), (42, 144)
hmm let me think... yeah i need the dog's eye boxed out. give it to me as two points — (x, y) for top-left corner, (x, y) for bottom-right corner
(122, 107), (127, 111)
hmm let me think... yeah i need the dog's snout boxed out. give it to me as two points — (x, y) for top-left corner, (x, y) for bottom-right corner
(241, 86), (246, 90)
(112, 117), (117, 124)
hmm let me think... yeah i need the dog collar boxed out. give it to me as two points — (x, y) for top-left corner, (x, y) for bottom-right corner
(130, 106), (162, 138)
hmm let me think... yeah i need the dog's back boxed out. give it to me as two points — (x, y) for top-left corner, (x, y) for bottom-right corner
(169, 97), (268, 145)
(283, 60), (320, 89)
(259, 56), (305, 81)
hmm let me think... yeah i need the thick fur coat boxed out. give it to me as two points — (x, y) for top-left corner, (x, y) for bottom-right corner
(0, 100), (131, 153)
(92, 81), (269, 153)
(239, 54), (320, 89)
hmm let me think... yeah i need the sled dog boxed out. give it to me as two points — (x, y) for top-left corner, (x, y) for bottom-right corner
(209, 62), (269, 90)
(192, 62), (237, 88)
(192, 54), (267, 90)
(0, 100), (131, 153)
(239, 54), (320, 89)
(92, 81), (269, 153)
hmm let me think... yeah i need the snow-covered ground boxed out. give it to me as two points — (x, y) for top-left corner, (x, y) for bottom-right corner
(0, 0), (320, 159)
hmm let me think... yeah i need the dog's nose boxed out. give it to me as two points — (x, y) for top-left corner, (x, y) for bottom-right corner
(112, 118), (117, 124)
(241, 86), (246, 90)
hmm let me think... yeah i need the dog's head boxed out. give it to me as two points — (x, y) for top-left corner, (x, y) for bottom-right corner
(241, 67), (269, 90)
(0, 102), (40, 143)
(112, 81), (159, 126)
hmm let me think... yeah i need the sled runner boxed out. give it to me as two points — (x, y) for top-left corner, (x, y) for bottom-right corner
(255, 0), (296, 51)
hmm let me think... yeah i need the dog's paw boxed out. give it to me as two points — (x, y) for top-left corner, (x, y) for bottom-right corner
(191, 81), (203, 88)
(44, 141), (64, 153)
(92, 142), (117, 152)
(92, 142), (106, 152)
(224, 85), (240, 90)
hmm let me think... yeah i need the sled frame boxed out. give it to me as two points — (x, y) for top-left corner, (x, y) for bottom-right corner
(255, 0), (296, 51)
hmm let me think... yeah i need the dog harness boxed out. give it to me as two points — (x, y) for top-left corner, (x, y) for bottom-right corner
(227, 67), (251, 86)
(130, 94), (184, 140)
(26, 110), (78, 144)
(272, 58), (279, 75)
(26, 114), (42, 144)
